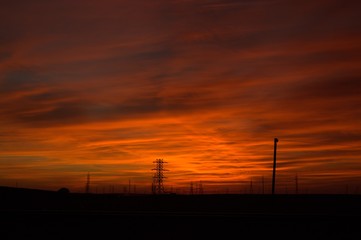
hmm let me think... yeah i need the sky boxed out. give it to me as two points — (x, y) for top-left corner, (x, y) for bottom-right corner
(0, 0), (360, 194)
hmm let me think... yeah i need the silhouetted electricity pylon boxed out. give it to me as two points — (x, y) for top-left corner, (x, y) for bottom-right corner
(152, 159), (168, 194)
(85, 172), (90, 194)
(190, 181), (194, 195)
(199, 181), (204, 194)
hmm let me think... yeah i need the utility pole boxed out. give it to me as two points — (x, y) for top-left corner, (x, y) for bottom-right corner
(250, 178), (253, 194)
(272, 138), (279, 195)
(128, 179), (131, 194)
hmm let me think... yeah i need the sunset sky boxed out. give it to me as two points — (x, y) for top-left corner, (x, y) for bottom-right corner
(1, 0), (360, 194)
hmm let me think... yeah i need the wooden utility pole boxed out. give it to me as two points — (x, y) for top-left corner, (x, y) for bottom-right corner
(272, 138), (278, 195)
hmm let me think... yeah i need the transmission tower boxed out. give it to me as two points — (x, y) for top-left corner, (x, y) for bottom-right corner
(152, 159), (168, 194)
(198, 181), (204, 194)
(85, 172), (90, 194)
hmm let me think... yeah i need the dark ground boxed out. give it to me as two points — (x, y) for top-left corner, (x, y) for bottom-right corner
(0, 186), (360, 239)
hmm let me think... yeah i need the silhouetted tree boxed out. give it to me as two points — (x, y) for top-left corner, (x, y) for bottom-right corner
(57, 187), (70, 194)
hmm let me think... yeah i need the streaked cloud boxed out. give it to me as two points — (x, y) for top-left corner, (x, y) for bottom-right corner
(0, 0), (360, 193)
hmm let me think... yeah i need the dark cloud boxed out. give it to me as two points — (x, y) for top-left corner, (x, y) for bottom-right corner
(287, 75), (361, 100)
(15, 102), (87, 126)
(0, 69), (44, 93)
(0, 52), (11, 62)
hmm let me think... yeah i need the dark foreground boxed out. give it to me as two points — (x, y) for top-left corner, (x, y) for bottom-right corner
(0, 186), (360, 239)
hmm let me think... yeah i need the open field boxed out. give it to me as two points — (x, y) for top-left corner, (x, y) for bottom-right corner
(1, 186), (360, 239)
